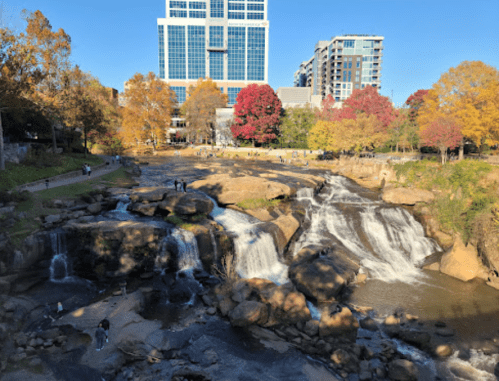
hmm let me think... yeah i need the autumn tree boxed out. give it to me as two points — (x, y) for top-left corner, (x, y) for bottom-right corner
(418, 61), (499, 159)
(405, 89), (429, 124)
(388, 109), (419, 152)
(181, 78), (227, 144)
(280, 105), (317, 148)
(121, 72), (175, 150)
(420, 116), (462, 164)
(231, 84), (282, 146)
(315, 95), (356, 122)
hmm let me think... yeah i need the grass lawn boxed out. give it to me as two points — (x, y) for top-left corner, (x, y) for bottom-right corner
(0, 152), (104, 191)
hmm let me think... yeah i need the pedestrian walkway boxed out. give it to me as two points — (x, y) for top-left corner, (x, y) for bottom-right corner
(21, 156), (123, 193)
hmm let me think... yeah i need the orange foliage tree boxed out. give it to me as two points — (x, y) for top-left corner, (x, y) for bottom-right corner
(181, 78), (227, 144)
(121, 72), (175, 150)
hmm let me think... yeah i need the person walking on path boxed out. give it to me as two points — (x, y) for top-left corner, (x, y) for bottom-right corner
(87, 164), (92, 177)
(98, 318), (110, 343)
(82, 164), (87, 176)
(119, 281), (127, 298)
(182, 180), (187, 193)
(174, 178), (178, 192)
(95, 327), (106, 351)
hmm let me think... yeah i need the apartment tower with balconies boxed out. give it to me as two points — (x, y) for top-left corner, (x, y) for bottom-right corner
(294, 35), (384, 102)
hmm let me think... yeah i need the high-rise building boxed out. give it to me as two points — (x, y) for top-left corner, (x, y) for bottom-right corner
(157, 0), (270, 107)
(294, 35), (384, 102)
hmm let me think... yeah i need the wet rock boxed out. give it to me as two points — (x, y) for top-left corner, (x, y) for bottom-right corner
(393, 330), (431, 350)
(388, 359), (418, 381)
(319, 305), (359, 340)
(228, 300), (268, 327)
(217, 296), (236, 317)
(86, 203), (102, 214)
(330, 348), (351, 365)
(206, 307), (217, 315)
(434, 344), (454, 358)
(9, 352), (27, 362)
(159, 193), (214, 216)
(423, 262), (440, 271)
(360, 317), (378, 331)
(382, 188), (435, 206)
(129, 187), (170, 203)
(44, 214), (61, 224)
(303, 319), (320, 337)
(435, 327), (455, 337)
(259, 214), (300, 254)
(231, 280), (253, 303)
(15, 332), (28, 347)
(384, 315), (400, 326)
(440, 235), (488, 282)
(130, 202), (158, 216)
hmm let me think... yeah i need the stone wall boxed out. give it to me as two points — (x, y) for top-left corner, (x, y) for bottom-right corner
(3, 143), (30, 164)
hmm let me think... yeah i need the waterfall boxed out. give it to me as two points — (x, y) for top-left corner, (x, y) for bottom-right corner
(208, 197), (288, 285)
(294, 174), (441, 284)
(49, 232), (71, 282)
(106, 195), (133, 221)
(171, 228), (203, 273)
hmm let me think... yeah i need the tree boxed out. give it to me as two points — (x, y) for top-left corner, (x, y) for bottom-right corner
(21, 10), (72, 154)
(405, 89), (429, 124)
(0, 21), (45, 170)
(280, 105), (317, 148)
(181, 78), (227, 144)
(315, 95), (356, 122)
(388, 109), (419, 152)
(420, 116), (462, 164)
(418, 61), (499, 159)
(231, 84), (282, 146)
(121, 72), (175, 150)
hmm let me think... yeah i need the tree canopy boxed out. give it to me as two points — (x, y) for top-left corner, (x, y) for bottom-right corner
(280, 105), (317, 149)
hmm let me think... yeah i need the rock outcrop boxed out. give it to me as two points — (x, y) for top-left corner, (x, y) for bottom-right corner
(319, 304), (359, 340)
(382, 188), (435, 206)
(440, 235), (488, 282)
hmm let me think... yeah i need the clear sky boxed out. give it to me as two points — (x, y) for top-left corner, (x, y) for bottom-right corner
(1, 0), (498, 107)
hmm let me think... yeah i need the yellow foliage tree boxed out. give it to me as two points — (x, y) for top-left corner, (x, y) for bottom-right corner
(181, 78), (227, 144)
(121, 72), (175, 150)
(418, 61), (499, 158)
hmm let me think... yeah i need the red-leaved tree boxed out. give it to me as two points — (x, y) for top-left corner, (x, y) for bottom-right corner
(406, 89), (429, 124)
(316, 95), (356, 122)
(231, 84), (282, 145)
(420, 116), (462, 164)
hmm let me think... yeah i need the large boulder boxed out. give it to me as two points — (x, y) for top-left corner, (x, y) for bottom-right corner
(130, 202), (158, 217)
(382, 188), (435, 206)
(260, 214), (300, 254)
(228, 300), (269, 327)
(129, 187), (170, 203)
(189, 222), (217, 270)
(190, 175), (295, 205)
(440, 235), (488, 282)
(388, 359), (418, 381)
(319, 304), (359, 340)
(288, 248), (358, 302)
(16, 233), (47, 270)
(158, 193), (213, 216)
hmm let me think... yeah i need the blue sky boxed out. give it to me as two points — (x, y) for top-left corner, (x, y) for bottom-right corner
(2, 0), (498, 107)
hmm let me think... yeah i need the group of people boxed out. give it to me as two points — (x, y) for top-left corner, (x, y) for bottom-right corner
(112, 155), (121, 165)
(174, 178), (187, 192)
(81, 163), (92, 177)
(43, 302), (64, 322)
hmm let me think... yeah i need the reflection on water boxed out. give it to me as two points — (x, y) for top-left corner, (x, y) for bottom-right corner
(350, 270), (499, 340)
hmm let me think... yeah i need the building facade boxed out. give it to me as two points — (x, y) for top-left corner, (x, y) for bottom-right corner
(294, 35), (384, 103)
(157, 0), (270, 107)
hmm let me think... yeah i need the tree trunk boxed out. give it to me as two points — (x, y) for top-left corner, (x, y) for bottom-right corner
(395, 142), (399, 153)
(0, 112), (5, 170)
(458, 138), (464, 160)
(84, 128), (88, 158)
(441, 147), (446, 165)
(51, 122), (58, 154)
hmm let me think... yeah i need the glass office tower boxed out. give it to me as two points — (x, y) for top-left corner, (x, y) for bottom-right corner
(158, 0), (269, 106)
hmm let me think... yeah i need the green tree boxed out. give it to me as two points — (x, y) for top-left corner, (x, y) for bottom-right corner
(280, 105), (317, 149)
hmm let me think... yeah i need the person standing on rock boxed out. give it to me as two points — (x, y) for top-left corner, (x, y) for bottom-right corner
(182, 179), (187, 193)
(98, 318), (110, 343)
(95, 326), (106, 351)
(119, 280), (127, 298)
(174, 178), (178, 192)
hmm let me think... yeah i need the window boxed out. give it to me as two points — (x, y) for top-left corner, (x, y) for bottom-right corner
(158, 26), (165, 79)
(171, 86), (186, 105)
(228, 87), (242, 106)
(168, 25), (186, 79)
(228, 2), (244, 10)
(247, 27), (265, 81)
(342, 84), (346, 89)
(247, 3), (264, 11)
(344, 40), (355, 48)
(228, 27), (245, 80)
(356, 61), (360, 68)
(209, 26), (224, 48)
(170, 10), (187, 17)
(189, 11), (206, 18)
(348, 61), (352, 69)
(170, 1), (187, 8)
(247, 12), (264, 19)
(188, 25), (205, 79)
(209, 51), (224, 80)
(355, 84), (359, 89)
(189, 1), (206, 9)
(228, 12), (245, 19)
(348, 71), (351, 82)
(343, 61), (347, 69)
(210, 0), (224, 18)
(362, 84), (365, 89)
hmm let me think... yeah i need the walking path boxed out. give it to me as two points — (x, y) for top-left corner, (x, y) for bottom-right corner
(20, 155), (122, 193)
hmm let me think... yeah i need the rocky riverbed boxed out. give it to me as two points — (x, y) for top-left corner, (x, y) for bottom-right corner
(1, 155), (499, 381)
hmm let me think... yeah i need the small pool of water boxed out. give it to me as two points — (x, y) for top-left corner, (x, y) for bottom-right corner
(349, 270), (499, 341)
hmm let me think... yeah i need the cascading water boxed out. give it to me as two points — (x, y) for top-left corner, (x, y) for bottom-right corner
(49, 232), (71, 282)
(106, 195), (133, 221)
(209, 197), (288, 285)
(294, 174), (441, 283)
(170, 228), (203, 273)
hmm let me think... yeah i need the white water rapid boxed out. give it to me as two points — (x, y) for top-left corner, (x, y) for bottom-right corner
(49, 232), (71, 281)
(209, 198), (289, 285)
(170, 228), (203, 273)
(294, 175), (441, 283)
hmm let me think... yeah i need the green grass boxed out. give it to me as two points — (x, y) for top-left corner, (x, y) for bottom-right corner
(165, 214), (194, 230)
(236, 198), (282, 210)
(0, 152), (104, 191)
